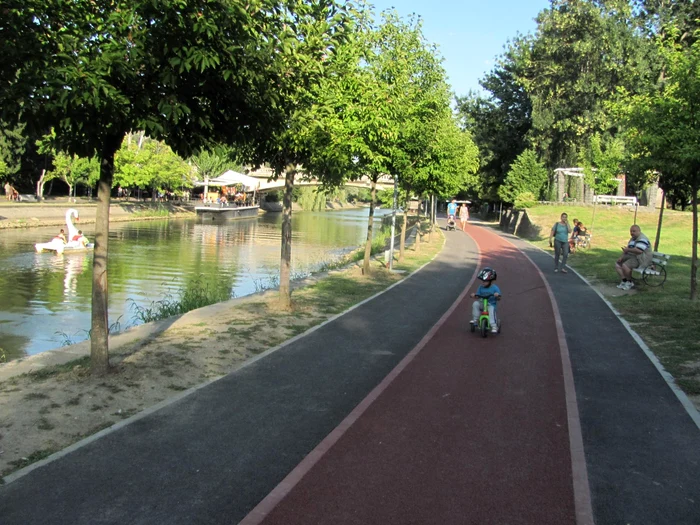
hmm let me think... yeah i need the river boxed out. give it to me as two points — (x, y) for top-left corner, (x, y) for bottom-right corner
(0, 208), (390, 361)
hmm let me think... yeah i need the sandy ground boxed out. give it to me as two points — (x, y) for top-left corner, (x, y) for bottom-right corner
(0, 251), (410, 478)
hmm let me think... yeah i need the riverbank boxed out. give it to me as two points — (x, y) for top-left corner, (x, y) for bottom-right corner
(0, 225), (444, 479)
(0, 199), (365, 229)
(0, 200), (196, 230)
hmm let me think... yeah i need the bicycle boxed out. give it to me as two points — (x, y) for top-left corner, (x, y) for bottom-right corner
(470, 294), (501, 338)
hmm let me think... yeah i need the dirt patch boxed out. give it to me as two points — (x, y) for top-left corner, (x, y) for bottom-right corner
(592, 281), (639, 298)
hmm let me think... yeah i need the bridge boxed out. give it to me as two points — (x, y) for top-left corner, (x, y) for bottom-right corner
(245, 166), (395, 193)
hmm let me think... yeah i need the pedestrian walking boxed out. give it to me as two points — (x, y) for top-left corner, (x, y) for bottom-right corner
(459, 203), (469, 231)
(549, 212), (572, 273)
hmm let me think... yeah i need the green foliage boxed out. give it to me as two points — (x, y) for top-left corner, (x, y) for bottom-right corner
(47, 150), (99, 196)
(513, 192), (538, 209)
(114, 135), (191, 193)
(265, 191), (282, 203)
(523, 0), (651, 169)
(376, 189), (395, 208)
(0, 121), (26, 182)
(612, 30), (700, 297)
(457, 37), (532, 200)
(351, 188), (372, 202)
(579, 133), (626, 195)
(129, 276), (232, 324)
(498, 149), (548, 204)
(188, 146), (242, 182)
(296, 187), (327, 211)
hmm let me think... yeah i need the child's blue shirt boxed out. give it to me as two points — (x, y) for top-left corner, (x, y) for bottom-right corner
(476, 284), (502, 307)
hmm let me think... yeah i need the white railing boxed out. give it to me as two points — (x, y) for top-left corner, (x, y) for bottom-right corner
(593, 195), (638, 206)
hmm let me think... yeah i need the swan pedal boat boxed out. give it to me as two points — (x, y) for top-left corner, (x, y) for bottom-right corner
(35, 240), (94, 254)
(34, 207), (94, 254)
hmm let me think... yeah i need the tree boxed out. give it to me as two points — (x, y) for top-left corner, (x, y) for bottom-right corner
(498, 149), (548, 204)
(1, 0), (323, 373)
(115, 136), (191, 199)
(580, 133), (626, 195)
(522, 0), (651, 169)
(325, 11), (452, 274)
(46, 152), (99, 200)
(614, 31), (700, 299)
(188, 145), (242, 198)
(456, 37), (532, 200)
(0, 121), (27, 185)
(634, 0), (700, 45)
(241, 1), (354, 309)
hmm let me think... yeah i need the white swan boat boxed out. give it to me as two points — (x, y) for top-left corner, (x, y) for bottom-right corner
(35, 209), (94, 254)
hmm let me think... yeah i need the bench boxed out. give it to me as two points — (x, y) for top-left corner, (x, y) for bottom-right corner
(593, 195), (638, 206)
(632, 252), (670, 287)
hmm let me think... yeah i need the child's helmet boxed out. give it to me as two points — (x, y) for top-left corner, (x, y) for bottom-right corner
(478, 267), (497, 282)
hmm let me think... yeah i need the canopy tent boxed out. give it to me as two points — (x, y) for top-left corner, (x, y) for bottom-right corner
(195, 170), (260, 191)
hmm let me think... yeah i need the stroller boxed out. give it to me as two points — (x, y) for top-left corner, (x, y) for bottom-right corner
(447, 216), (456, 231)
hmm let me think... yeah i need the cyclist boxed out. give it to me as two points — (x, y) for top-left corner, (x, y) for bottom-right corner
(470, 267), (501, 333)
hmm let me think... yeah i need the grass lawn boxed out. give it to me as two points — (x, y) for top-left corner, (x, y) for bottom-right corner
(524, 204), (700, 401)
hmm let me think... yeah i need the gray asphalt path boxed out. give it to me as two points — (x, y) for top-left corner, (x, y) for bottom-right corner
(0, 227), (478, 525)
(501, 228), (700, 525)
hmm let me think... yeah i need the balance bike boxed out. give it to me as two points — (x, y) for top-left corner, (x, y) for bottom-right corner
(470, 295), (501, 338)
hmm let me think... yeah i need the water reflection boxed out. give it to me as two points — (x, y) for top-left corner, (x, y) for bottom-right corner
(0, 209), (389, 359)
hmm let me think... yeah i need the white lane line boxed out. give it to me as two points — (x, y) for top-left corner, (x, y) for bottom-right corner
(497, 230), (595, 525)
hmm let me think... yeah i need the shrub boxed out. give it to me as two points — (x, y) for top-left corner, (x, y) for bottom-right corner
(514, 191), (538, 209)
(498, 149), (548, 204)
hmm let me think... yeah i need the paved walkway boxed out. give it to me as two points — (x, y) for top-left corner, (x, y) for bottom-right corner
(1, 222), (699, 525)
(247, 222), (580, 525)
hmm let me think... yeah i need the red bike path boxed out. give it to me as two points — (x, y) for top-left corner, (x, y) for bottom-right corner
(244, 224), (586, 525)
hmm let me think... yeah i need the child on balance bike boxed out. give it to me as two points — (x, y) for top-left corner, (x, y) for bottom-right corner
(470, 267), (501, 334)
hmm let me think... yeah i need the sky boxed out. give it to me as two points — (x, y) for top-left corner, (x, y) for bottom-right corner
(367, 0), (551, 97)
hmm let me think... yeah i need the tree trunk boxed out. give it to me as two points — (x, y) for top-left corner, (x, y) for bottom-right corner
(362, 179), (377, 275)
(415, 217), (421, 253)
(428, 195), (433, 243)
(91, 134), (123, 375)
(399, 203), (408, 263)
(654, 192), (665, 252)
(691, 183), (698, 300)
(279, 166), (295, 309)
(36, 169), (46, 200)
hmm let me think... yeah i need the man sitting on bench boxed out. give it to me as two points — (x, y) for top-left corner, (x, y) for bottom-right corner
(615, 224), (653, 290)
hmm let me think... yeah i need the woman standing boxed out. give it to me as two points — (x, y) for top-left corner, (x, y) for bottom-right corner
(459, 203), (469, 231)
(549, 212), (572, 273)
